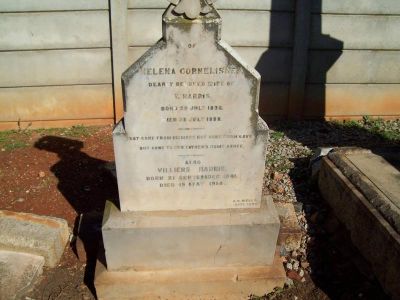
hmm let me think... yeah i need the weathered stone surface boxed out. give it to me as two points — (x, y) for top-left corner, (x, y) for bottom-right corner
(0, 250), (44, 300)
(346, 151), (400, 210)
(102, 196), (280, 271)
(275, 202), (303, 251)
(319, 155), (400, 298)
(328, 149), (400, 233)
(0, 210), (69, 267)
(95, 250), (285, 300)
(114, 4), (268, 212)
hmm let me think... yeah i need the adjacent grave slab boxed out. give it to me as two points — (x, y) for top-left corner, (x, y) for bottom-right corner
(0, 210), (69, 267)
(319, 148), (400, 298)
(95, 251), (285, 300)
(0, 250), (44, 300)
(328, 148), (400, 233)
(102, 196), (280, 271)
(114, 3), (268, 212)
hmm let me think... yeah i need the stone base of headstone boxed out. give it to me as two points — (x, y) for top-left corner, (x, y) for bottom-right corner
(95, 251), (285, 300)
(95, 196), (285, 298)
(101, 196), (280, 270)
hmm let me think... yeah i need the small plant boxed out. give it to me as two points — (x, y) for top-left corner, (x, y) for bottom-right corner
(7, 140), (27, 150)
(342, 119), (361, 128)
(34, 125), (97, 138)
(270, 131), (285, 140)
(0, 124), (100, 152)
(249, 295), (265, 300)
(331, 117), (399, 143)
(0, 130), (13, 144)
(63, 125), (97, 138)
(0, 130), (28, 151)
(34, 127), (64, 136)
(361, 116), (400, 142)
(362, 115), (372, 125)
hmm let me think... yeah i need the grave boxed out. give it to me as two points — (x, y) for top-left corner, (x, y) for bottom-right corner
(95, 1), (285, 298)
(319, 148), (400, 298)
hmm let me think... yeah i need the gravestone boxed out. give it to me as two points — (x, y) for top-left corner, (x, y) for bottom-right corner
(95, 1), (285, 298)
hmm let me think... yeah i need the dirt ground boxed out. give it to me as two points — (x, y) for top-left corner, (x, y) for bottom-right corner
(0, 126), (115, 300)
(0, 120), (397, 300)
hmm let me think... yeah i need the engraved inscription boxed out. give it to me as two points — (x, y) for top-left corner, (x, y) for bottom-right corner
(126, 63), (256, 196)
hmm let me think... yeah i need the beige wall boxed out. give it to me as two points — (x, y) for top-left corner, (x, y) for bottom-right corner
(0, 0), (114, 129)
(305, 0), (400, 119)
(0, 0), (399, 129)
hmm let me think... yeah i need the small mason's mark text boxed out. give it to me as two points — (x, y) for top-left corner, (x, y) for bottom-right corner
(233, 199), (258, 207)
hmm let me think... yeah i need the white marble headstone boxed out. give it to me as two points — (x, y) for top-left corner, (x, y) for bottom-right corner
(113, 4), (269, 211)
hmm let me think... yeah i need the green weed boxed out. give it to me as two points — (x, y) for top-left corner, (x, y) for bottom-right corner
(249, 295), (265, 300)
(34, 125), (96, 138)
(0, 125), (99, 152)
(332, 117), (400, 142)
(62, 125), (94, 137)
(0, 130), (12, 144)
(361, 116), (400, 142)
(34, 127), (64, 136)
(270, 131), (285, 140)
(0, 130), (28, 151)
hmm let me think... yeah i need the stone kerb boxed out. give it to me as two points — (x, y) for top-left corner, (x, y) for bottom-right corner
(0, 210), (69, 267)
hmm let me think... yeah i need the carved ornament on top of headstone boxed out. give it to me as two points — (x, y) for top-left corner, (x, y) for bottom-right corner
(168, 0), (217, 19)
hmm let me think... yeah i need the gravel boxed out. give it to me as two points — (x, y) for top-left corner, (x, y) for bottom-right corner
(260, 119), (399, 299)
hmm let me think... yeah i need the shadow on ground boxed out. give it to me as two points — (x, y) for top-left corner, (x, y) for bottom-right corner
(35, 136), (119, 298)
(270, 120), (399, 299)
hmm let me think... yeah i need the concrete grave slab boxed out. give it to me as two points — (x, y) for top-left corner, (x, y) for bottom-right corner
(0, 210), (69, 267)
(328, 148), (400, 233)
(346, 151), (400, 210)
(0, 250), (44, 300)
(319, 148), (400, 298)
